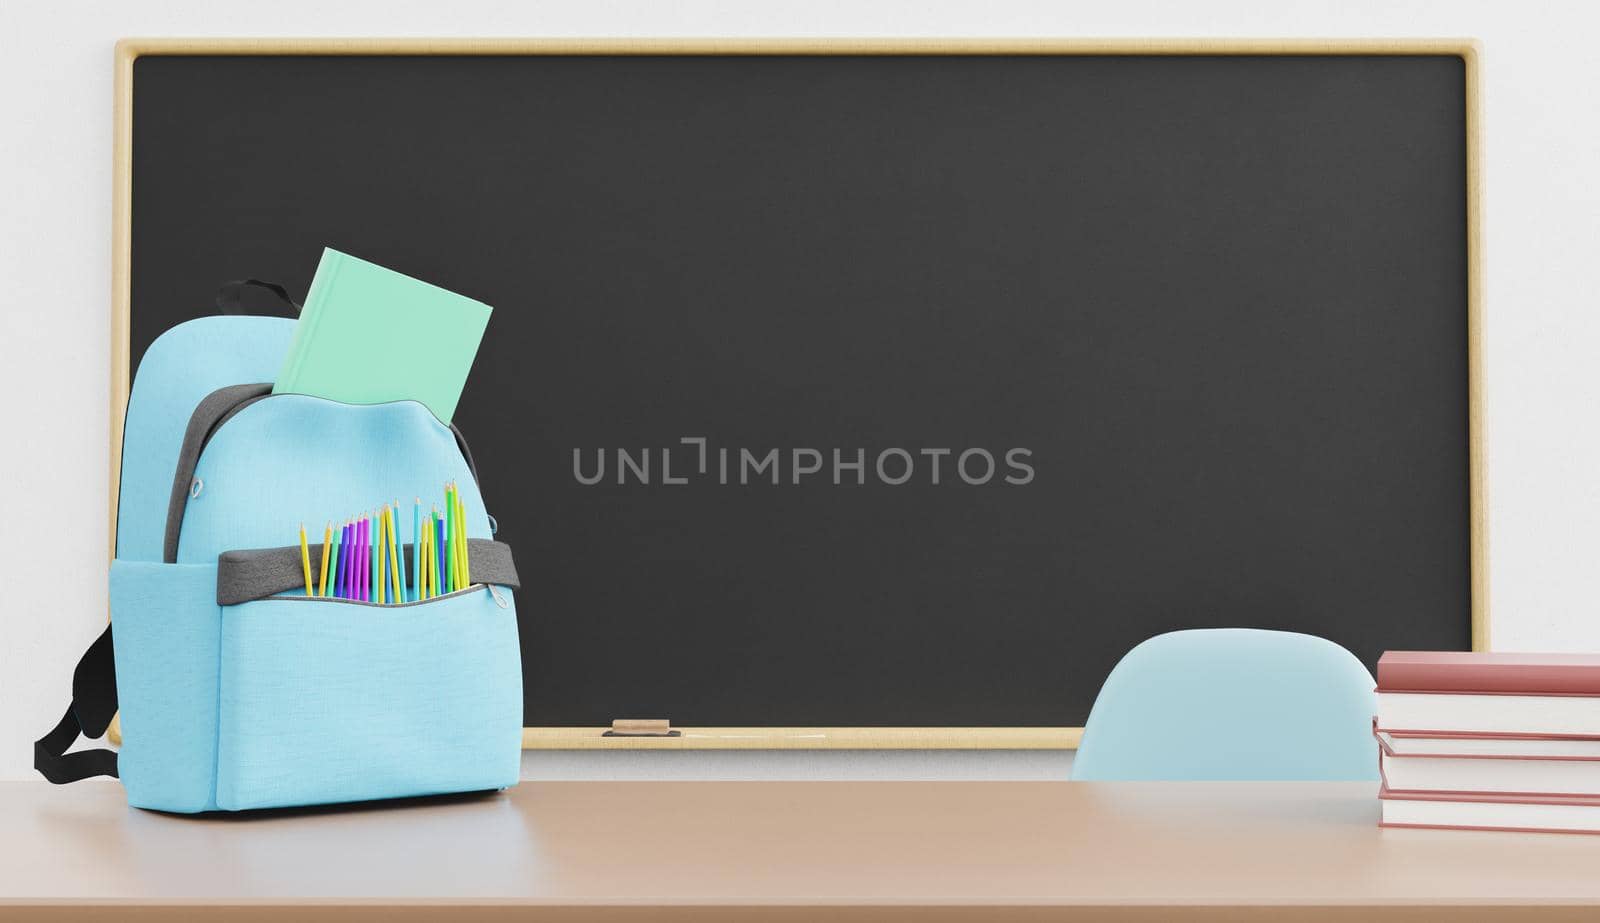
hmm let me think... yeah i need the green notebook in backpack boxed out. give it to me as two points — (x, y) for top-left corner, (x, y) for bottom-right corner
(273, 248), (493, 423)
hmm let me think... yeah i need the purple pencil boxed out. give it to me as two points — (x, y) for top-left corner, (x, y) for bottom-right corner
(339, 521), (354, 599)
(357, 515), (370, 603)
(434, 513), (445, 595)
(351, 516), (361, 602)
(362, 514), (373, 602)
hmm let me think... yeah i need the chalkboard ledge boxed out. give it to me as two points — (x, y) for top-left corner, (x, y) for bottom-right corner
(523, 727), (1081, 749)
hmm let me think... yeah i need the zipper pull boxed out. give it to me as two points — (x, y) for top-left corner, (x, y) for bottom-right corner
(190, 476), (204, 499)
(488, 584), (509, 609)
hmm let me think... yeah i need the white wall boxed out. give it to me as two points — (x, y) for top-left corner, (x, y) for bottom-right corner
(4, 0), (1598, 782)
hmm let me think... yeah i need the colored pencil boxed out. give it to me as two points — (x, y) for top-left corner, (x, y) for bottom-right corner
(450, 485), (461, 590)
(350, 516), (360, 602)
(392, 504), (400, 602)
(377, 512), (387, 603)
(331, 521), (340, 599)
(357, 515), (369, 603)
(337, 521), (350, 599)
(325, 521), (340, 598)
(335, 520), (348, 598)
(367, 513), (376, 603)
(366, 513), (376, 603)
(389, 506), (398, 603)
(382, 503), (392, 603)
(376, 511), (387, 605)
(363, 513), (372, 604)
(412, 499), (422, 602)
(347, 518), (358, 600)
(375, 512), (383, 603)
(453, 483), (463, 590)
(455, 491), (468, 586)
(395, 502), (406, 601)
(347, 517), (358, 602)
(424, 511), (435, 598)
(434, 509), (445, 595)
(444, 486), (457, 595)
(299, 524), (314, 596)
(420, 517), (434, 599)
(452, 485), (464, 590)
(382, 505), (394, 604)
(388, 502), (401, 604)
(429, 516), (439, 598)
(441, 483), (454, 588)
(317, 521), (333, 597)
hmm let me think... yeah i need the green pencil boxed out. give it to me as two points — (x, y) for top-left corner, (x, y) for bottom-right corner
(444, 479), (457, 595)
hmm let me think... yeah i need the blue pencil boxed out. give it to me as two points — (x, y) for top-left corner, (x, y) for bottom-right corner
(337, 518), (350, 598)
(433, 511), (445, 595)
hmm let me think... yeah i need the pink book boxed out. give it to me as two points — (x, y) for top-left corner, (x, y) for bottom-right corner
(1378, 651), (1600, 695)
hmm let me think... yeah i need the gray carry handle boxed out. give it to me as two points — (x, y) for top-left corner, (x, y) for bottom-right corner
(215, 279), (300, 317)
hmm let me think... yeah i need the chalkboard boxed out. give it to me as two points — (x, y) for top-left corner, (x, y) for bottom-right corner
(117, 43), (1481, 745)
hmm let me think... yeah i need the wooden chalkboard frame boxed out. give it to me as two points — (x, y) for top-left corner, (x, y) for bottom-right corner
(109, 38), (1484, 750)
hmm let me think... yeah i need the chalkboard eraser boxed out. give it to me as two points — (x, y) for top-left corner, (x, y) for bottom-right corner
(604, 719), (680, 737)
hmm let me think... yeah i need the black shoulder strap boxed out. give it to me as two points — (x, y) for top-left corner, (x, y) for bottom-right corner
(35, 626), (120, 783)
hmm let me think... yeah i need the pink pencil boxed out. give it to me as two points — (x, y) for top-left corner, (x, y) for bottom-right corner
(357, 514), (370, 602)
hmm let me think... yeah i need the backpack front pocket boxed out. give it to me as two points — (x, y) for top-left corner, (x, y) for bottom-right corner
(214, 586), (522, 811)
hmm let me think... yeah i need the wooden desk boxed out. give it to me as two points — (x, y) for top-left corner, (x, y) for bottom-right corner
(4, 780), (1600, 920)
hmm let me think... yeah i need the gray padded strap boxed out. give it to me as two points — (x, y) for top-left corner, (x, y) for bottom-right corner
(162, 385), (484, 564)
(216, 538), (519, 605)
(163, 383), (273, 563)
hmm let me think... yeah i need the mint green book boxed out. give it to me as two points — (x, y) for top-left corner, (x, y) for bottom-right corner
(273, 249), (492, 423)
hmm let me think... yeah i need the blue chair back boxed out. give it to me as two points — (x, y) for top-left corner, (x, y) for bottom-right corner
(1071, 628), (1378, 781)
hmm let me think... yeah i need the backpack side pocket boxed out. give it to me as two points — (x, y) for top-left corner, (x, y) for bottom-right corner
(110, 559), (224, 813)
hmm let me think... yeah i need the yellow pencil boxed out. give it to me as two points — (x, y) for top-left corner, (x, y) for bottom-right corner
(317, 521), (332, 597)
(455, 491), (468, 586)
(378, 510), (389, 605)
(298, 523), (314, 596)
(389, 501), (403, 604)
(419, 519), (433, 599)
(383, 505), (397, 603)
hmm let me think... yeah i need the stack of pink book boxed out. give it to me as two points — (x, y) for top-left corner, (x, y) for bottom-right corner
(1377, 652), (1600, 834)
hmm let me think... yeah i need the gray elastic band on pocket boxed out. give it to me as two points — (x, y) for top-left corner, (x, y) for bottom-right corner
(216, 538), (520, 605)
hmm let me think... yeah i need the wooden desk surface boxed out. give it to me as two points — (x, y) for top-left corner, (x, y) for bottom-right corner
(4, 780), (1600, 920)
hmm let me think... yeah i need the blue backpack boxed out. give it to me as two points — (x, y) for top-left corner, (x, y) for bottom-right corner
(37, 292), (523, 812)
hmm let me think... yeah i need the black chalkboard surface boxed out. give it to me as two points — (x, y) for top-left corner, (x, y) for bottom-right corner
(124, 48), (1477, 738)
